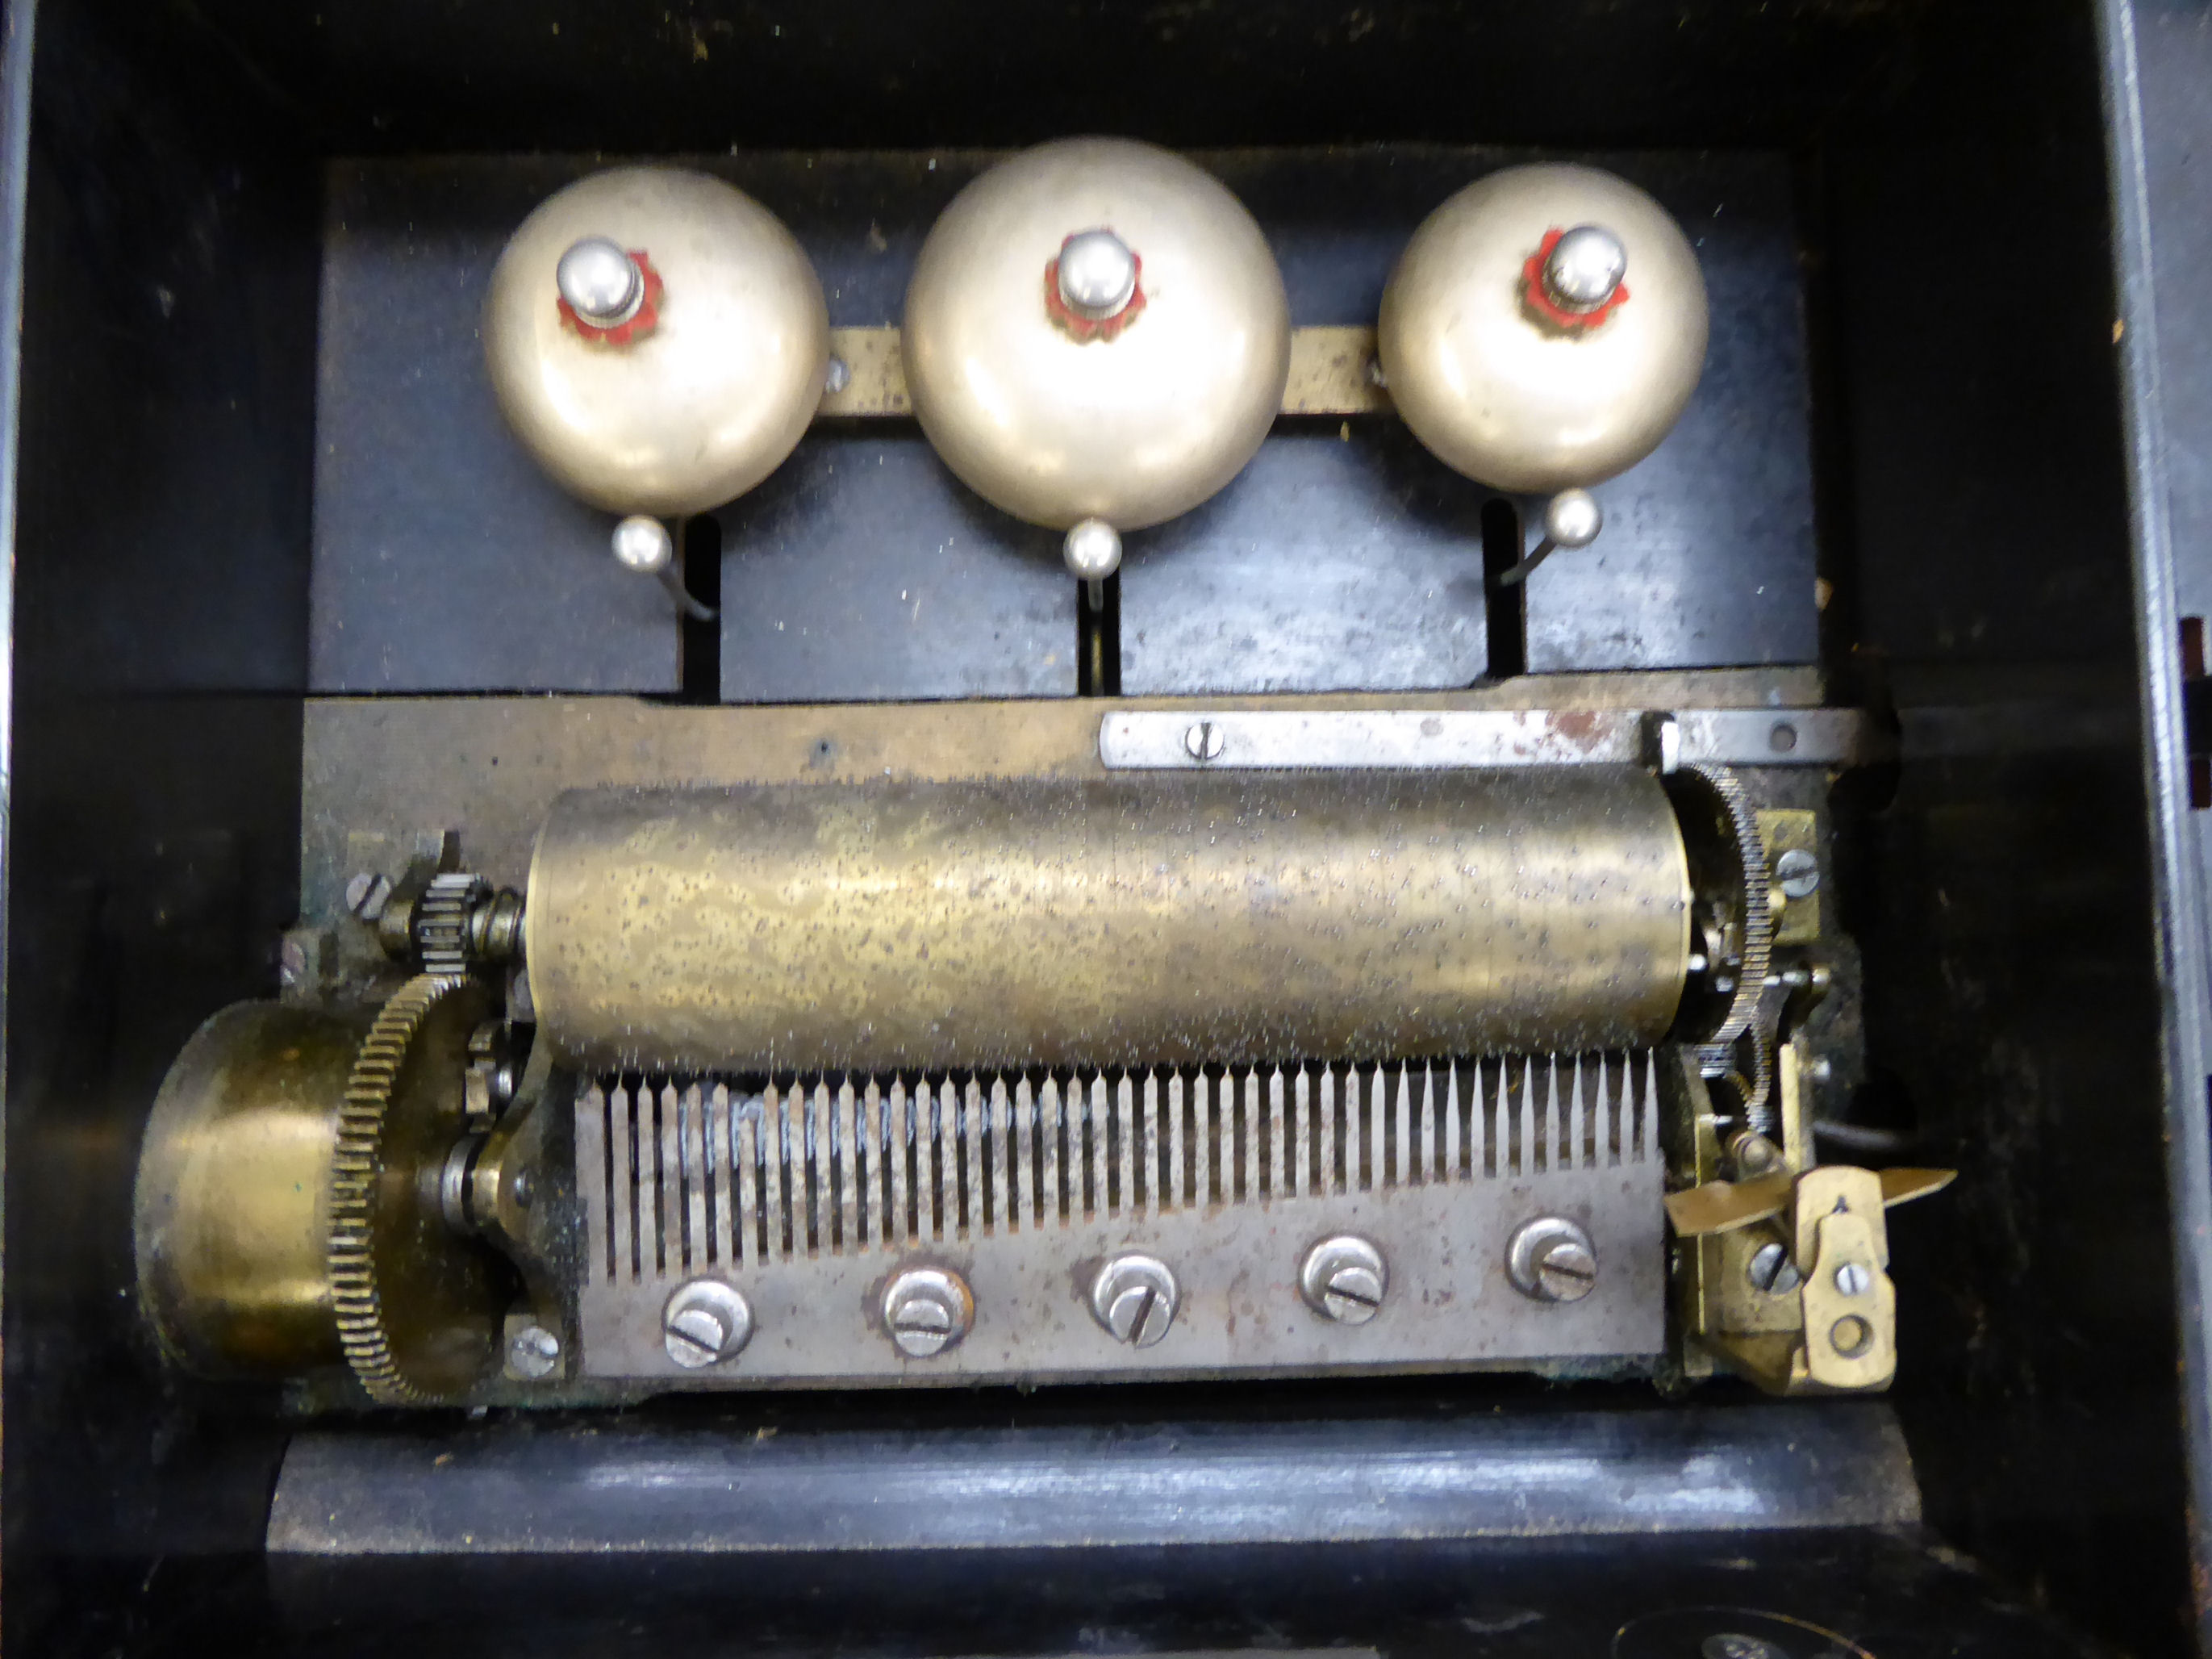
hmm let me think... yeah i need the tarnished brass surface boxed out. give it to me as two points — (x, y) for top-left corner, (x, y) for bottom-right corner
(133, 984), (518, 1398)
(526, 767), (1692, 1075)
(902, 138), (1291, 531)
(330, 974), (511, 1403)
(134, 1002), (365, 1377)
(818, 322), (1384, 419)
(1379, 164), (1708, 494)
(302, 671), (1822, 915)
(483, 167), (829, 515)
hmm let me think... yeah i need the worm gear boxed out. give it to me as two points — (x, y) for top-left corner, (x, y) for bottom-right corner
(328, 972), (511, 1404)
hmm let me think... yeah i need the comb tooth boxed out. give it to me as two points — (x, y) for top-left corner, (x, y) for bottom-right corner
(1293, 1067), (1313, 1197)
(1114, 1073), (1135, 1216)
(1167, 1071), (1186, 1211)
(922, 1079), (945, 1239)
(1247, 1070), (1265, 1203)
(1188, 1072), (1208, 1207)
(886, 1080), (908, 1243)
(1641, 1050), (1659, 1164)
(1274, 1070), (1292, 1203)
(658, 1080), (682, 1276)
(1005, 1073), (1024, 1229)
(1543, 1058), (1561, 1176)
(578, 1080), (611, 1281)
(834, 1079), (856, 1252)
(963, 1076), (985, 1235)
(737, 1094), (761, 1261)
(814, 1083), (829, 1256)
(1039, 1076), (1062, 1223)
(1369, 1065), (1383, 1189)
(683, 1082), (709, 1269)
(707, 1083), (732, 1265)
(992, 1075), (1016, 1233)
(863, 1081), (882, 1247)
(1080, 1073), (1102, 1217)
(1444, 1060), (1462, 1183)
(1322, 1065), (1343, 1193)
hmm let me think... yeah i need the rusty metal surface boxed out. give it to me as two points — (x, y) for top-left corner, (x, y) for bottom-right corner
(523, 767), (1690, 1075)
(818, 323), (1384, 420)
(299, 670), (1819, 918)
(1283, 326), (1388, 416)
(572, 1052), (1663, 1385)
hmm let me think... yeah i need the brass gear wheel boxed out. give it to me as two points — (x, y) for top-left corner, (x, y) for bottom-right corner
(1688, 762), (1772, 1047)
(328, 972), (509, 1404)
(1663, 762), (1774, 1047)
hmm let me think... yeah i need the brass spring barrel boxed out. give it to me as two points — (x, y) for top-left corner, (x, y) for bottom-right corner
(524, 768), (1692, 1075)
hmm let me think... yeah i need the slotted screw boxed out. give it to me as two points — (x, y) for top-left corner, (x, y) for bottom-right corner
(1090, 1254), (1178, 1348)
(507, 1323), (561, 1381)
(1300, 1235), (1389, 1325)
(883, 1266), (973, 1359)
(1506, 1215), (1599, 1304)
(1746, 1239), (1803, 1296)
(1184, 721), (1225, 763)
(662, 1279), (753, 1369)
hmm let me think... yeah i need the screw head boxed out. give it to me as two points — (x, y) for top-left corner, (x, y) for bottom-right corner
(1542, 487), (1604, 550)
(611, 515), (674, 575)
(1745, 1239), (1803, 1296)
(344, 871), (393, 920)
(1057, 228), (1138, 320)
(1183, 721), (1226, 763)
(1775, 847), (1820, 900)
(883, 1265), (974, 1358)
(1090, 1253), (1179, 1348)
(1542, 224), (1628, 311)
(507, 1323), (561, 1380)
(662, 1279), (753, 1369)
(1300, 1235), (1389, 1325)
(824, 353), (851, 395)
(1834, 1260), (1872, 1298)
(1063, 517), (1123, 583)
(556, 235), (644, 326)
(1505, 1215), (1599, 1303)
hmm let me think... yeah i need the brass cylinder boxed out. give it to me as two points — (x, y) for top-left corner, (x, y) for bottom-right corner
(133, 1002), (364, 1378)
(526, 769), (1691, 1075)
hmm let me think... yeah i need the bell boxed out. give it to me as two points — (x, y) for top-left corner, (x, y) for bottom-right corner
(1379, 164), (1709, 499)
(483, 165), (829, 525)
(902, 137), (1291, 587)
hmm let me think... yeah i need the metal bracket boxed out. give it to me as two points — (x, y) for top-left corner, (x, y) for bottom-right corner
(1097, 708), (1889, 771)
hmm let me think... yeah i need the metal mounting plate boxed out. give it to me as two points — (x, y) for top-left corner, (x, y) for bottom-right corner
(575, 1054), (1664, 1385)
(1097, 707), (1886, 771)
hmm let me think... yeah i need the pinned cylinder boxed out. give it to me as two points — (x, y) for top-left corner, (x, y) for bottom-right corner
(524, 769), (1694, 1076)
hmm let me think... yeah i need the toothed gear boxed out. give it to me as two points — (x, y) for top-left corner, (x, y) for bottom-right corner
(1690, 762), (1772, 1046)
(415, 872), (488, 976)
(328, 972), (499, 1404)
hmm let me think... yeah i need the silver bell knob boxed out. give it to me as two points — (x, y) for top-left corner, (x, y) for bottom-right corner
(1542, 224), (1628, 312)
(557, 235), (645, 326)
(1498, 488), (1605, 587)
(611, 515), (716, 622)
(1058, 228), (1139, 320)
(1063, 517), (1123, 611)
(1542, 487), (1604, 549)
